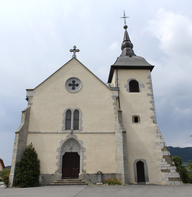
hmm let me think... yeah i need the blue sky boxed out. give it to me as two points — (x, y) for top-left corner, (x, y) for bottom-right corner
(0, 0), (192, 166)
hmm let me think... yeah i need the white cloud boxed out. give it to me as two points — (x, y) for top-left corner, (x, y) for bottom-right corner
(148, 8), (192, 59)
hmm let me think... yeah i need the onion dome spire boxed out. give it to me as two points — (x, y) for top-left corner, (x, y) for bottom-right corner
(120, 11), (136, 57)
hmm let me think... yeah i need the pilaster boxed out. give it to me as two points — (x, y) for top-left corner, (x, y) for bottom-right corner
(112, 94), (129, 184)
(9, 106), (31, 187)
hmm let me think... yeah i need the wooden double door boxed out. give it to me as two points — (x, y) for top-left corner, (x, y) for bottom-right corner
(62, 152), (80, 178)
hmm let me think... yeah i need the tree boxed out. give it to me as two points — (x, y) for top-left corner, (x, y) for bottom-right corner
(187, 161), (192, 171)
(15, 143), (40, 187)
(187, 161), (192, 183)
(0, 168), (10, 186)
(172, 155), (190, 183)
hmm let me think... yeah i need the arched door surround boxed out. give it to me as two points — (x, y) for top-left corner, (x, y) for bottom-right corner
(56, 134), (86, 178)
(134, 159), (149, 184)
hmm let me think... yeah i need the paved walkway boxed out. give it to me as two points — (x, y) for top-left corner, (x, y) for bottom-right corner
(0, 185), (192, 197)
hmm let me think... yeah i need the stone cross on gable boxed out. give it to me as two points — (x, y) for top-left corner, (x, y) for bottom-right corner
(70, 45), (80, 58)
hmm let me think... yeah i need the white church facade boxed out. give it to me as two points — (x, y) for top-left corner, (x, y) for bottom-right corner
(9, 22), (181, 186)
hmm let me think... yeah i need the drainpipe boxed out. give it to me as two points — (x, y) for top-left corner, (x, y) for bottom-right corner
(117, 68), (121, 109)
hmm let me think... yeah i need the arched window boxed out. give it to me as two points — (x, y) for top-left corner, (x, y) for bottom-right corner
(63, 108), (82, 131)
(65, 110), (71, 130)
(73, 110), (79, 130)
(129, 80), (139, 92)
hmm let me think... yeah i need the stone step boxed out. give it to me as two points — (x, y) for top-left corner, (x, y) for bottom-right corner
(50, 183), (87, 185)
(53, 180), (84, 183)
(56, 179), (83, 181)
(50, 183), (88, 185)
(51, 182), (85, 185)
(50, 179), (88, 186)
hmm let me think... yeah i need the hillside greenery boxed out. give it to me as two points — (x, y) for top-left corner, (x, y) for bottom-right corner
(172, 156), (192, 183)
(168, 146), (192, 162)
(169, 146), (192, 183)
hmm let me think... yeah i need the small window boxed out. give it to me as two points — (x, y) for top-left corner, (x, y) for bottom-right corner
(129, 80), (139, 92)
(132, 115), (140, 123)
(73, 110), (79, 130)
(65, 110), (71, 130)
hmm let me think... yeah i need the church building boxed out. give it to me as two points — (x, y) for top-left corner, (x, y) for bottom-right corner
(9, 19), (181, 186)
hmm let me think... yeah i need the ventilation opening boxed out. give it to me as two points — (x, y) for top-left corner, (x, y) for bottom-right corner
(132, 115), (140, 123)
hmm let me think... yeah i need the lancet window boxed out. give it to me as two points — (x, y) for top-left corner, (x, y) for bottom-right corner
(63, 108), (81, 131)
(65, 110), (72, 130)
(73, 110), (79, 130)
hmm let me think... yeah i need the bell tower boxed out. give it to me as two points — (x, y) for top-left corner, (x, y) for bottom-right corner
(108, 13), (181, 185)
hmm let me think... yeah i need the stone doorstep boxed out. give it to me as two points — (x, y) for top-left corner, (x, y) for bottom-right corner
(50, 183), (87, 185)
(54, 179), (86, 182)
(49, 179), (88, 186)
(51, 181), (86, 184)
(56, 179), (83, 181)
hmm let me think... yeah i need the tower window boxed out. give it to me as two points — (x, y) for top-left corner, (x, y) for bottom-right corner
(132, 115), (140, 123)
(129, 80), (139, 92)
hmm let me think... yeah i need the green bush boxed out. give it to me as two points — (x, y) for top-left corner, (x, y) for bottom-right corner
(104, 177), (122, 185)
(187, 161), (192, 171)
(15, 143), (40, 187)
(172, 156), (190, 183)
(0, 168), (10, 186)
(188, 172), (192, 183)
(2, 173), (9, 186)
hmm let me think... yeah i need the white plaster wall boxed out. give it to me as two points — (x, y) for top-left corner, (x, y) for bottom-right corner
(118, 69), (165, 185)
(27, 133), (116, 174)
(28, 58), (114, 132)
(80, 133), (116, 173)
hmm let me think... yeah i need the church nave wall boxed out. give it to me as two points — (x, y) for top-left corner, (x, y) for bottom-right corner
(27, 132), (116, 184)
(27, 58), (115, 133)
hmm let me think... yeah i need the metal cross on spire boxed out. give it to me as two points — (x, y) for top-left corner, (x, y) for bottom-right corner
(120, 10), (129, 25)
(70, 45), (80, 58)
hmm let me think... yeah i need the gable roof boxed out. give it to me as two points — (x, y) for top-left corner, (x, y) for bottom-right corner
(108, 56), (154, 83)
(0, 158), (5, 169)
(27, 57), (114, 91)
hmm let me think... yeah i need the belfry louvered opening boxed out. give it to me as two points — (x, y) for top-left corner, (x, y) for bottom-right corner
(129, 80), (139, 92)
